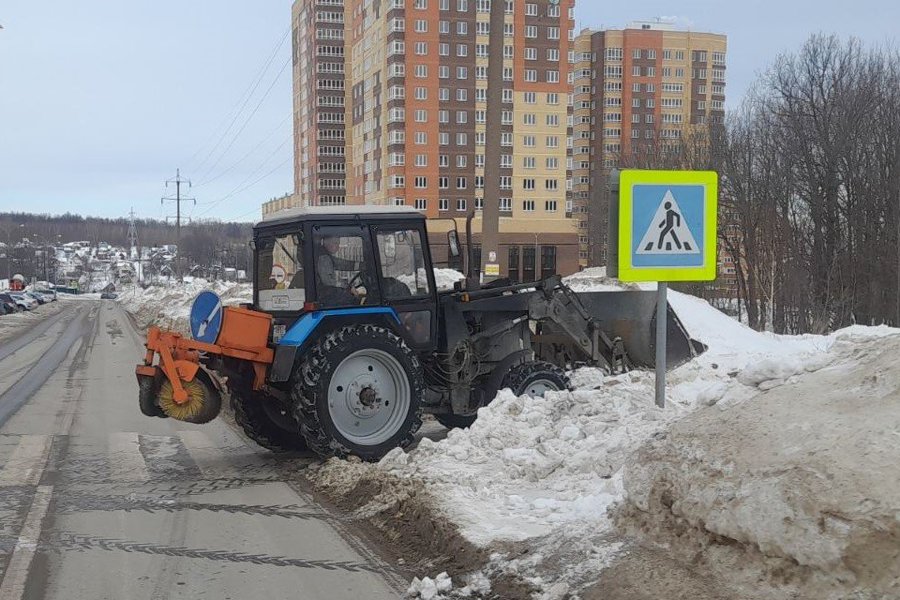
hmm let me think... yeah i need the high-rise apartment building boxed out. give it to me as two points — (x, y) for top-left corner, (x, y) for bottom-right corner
(268, 0), (580, 278)
(571, 21), (727, 267)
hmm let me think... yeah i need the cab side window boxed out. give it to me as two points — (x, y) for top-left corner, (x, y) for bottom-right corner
(376, 229), (432, 301)
(313, 228), (373, 307)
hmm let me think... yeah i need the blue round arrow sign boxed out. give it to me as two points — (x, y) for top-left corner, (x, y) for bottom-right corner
(190, 291), (224, 344)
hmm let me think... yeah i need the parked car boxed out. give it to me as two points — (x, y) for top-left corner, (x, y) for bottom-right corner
(0, 302), (7, 316)
(25, 291), (47, 305)
(0, 293), (21, 313)
(100, 292), (118, 300)
(9, 293), (37, 310)
(34, 288), (58, 301)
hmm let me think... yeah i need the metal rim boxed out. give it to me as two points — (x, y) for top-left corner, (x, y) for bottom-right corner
(327, 348), (411, 446)
(522, 378), (561, 398)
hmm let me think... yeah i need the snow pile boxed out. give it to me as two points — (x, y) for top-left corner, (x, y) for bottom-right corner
(406, 571), (492, 599)
(618, 332), (900, 599)
(119, 279), (252, 333)
(433, 268), (465, 291)
(312, 273), (900, 594)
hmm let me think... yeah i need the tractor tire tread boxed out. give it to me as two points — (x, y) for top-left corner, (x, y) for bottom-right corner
(229, 380), (307, 453)
(502, 361), (571, 396)
(291, 324), (424, 461)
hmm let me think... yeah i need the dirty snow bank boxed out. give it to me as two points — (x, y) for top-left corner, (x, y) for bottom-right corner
(314, 271), (899, 597)
(617, 330), (900, 599)
(118, 279), (252, 333)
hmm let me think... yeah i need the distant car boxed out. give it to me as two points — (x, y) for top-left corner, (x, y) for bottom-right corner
(9, 293), (37, 311)
(25, 291), (47, 305)
(100, 292), (118, 300)
(35, 288), (58, 302)
(0, 293), (21, 313)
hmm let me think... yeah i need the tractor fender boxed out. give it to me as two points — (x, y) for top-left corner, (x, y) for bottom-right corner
(483, 349), (534, 402)
(269, 308), (402, 384)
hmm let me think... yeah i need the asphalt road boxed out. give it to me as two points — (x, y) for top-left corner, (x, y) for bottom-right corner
(0, 299), (404, 599)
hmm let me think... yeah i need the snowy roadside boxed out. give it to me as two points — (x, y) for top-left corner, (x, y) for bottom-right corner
(309, 268), (899, 598)
(118, 278), (252, 334)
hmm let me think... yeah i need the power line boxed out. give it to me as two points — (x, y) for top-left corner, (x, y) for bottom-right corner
(194, 55), (292, 185)
(197, 155), (292, 219)
(194, 113), (292, 187)
(196, 134), (291, 210)
(186, 28), (290, 175)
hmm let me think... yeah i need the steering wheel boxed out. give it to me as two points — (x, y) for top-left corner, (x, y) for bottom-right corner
(347, 272), (367, 297)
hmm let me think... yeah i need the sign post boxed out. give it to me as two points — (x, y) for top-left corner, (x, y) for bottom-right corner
(616, 170), (718, 408)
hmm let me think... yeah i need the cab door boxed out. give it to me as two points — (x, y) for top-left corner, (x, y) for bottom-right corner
(371, 223), (439, 352)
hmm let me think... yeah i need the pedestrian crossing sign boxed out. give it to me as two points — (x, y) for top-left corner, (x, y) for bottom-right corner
(617, 170), (718, 282)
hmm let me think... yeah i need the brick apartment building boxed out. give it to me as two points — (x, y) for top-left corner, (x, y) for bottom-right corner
(265, 0), (580, 279)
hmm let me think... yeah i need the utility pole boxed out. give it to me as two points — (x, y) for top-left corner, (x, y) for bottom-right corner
(479, 0), (507, 284)
(162, 169), (195, 283)
(127, 208), (139, 258)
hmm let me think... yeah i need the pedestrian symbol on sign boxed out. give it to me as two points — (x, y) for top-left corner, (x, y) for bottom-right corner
(636, 190), (700, 255)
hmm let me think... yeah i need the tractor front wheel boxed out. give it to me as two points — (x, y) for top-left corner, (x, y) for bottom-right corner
(292, 325), (424, 461)
(437, 361), (571, 431)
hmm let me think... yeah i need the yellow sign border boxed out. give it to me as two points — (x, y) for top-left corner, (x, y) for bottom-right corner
(618, 169), (718, 283)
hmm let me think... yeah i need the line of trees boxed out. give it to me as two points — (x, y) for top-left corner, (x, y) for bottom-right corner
(609, 34), (900, 334)
(0, 212), (254, 282)
(719, 35), (900, 332)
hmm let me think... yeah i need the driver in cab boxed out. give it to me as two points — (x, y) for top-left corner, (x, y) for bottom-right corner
(317, 236), (364, 304)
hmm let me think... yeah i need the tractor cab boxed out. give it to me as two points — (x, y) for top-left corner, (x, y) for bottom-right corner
(252, 206), (440, 353)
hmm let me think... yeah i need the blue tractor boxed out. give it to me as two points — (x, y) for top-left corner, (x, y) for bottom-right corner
(137, 206), (705, 461)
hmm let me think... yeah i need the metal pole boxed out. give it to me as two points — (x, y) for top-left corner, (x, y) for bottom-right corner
(478, 0), (506, 284)
(655, 282), (668, 409)
(176, 169), (182, 283)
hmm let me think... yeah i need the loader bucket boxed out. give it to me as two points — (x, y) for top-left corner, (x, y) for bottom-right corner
(576, 291), (707, 370)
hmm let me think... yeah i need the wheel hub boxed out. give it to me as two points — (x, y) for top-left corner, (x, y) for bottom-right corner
(523, 379), (560, 398)
(327, 349), (410, 446)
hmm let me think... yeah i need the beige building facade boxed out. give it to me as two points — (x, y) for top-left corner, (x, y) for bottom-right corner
(571, 21), (727, 267)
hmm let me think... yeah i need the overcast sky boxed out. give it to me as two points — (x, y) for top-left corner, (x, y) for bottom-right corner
(0, 1), (897, 222)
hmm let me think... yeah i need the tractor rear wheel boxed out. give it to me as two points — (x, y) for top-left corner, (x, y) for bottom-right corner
(229, 380), (307, 453)
(436, 361), (571, 431)
(292, 325), (424, 461)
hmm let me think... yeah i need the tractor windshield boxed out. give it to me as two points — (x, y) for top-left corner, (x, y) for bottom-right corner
(256, 233), (306, 312)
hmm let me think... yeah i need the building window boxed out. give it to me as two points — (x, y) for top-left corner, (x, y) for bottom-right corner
(415, 198), (427, 210)
(545, 200), (558, 212)
(456, 198), (467, 212)
(439, 198), (449, 211)
(523, 199), (535, 211)
(499, 197), (512, 212)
